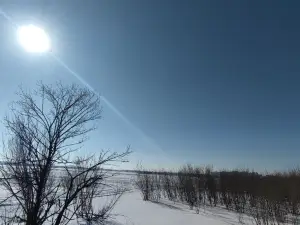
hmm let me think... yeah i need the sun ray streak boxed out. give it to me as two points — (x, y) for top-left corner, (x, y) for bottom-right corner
(0, 6), (174, 167)
(51, 54), (168, 156)
(0, 8), (16, 26)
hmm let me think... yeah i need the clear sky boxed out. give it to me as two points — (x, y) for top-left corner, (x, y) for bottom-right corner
(0, 0), (300, 171)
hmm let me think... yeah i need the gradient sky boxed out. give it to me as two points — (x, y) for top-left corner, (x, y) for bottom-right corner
(0, 0), (300, 171)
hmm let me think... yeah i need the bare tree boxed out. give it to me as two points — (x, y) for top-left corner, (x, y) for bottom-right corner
(72, 157), (127, 225)
(135, 164), (153, 201)
(0, 82), (131, 225)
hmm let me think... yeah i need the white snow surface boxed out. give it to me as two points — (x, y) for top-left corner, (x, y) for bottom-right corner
(110, 190), (244, 225)
(0, 171), (256, 225)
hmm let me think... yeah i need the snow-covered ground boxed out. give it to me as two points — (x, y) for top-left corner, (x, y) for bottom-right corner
(101, 171), (253, 225)
(0, 171), (279, 225)
(110, 190), (252, 225)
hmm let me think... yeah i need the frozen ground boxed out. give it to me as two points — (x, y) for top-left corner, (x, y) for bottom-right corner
(110, 190), (253, 225)
(101, 172), (253, 225)
(0, 171), (261, 225)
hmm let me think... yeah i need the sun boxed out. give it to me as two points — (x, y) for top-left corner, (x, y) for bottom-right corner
(17, 24), (51, 53)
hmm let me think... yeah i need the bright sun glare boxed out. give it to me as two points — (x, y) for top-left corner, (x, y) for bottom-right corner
(17, 24), (50, 53)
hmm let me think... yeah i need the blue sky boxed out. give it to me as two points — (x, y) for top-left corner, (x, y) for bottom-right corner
(0, 0), (300, 171)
